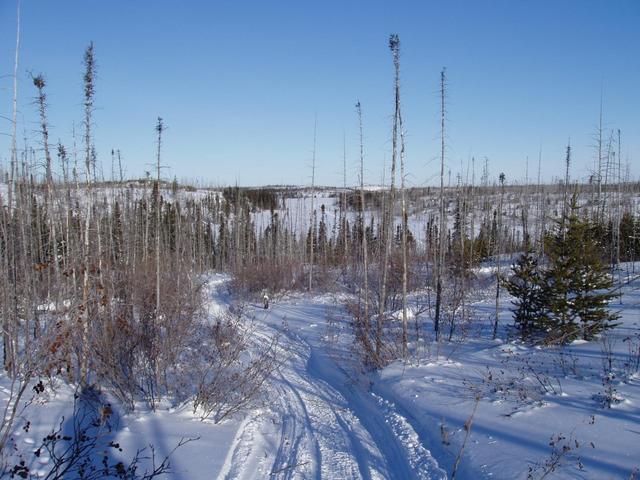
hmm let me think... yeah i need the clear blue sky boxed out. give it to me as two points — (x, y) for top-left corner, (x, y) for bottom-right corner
(0, 0), (638, 186)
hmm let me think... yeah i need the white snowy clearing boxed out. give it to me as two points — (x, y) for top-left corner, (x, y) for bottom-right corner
(2, 269), (639, 479)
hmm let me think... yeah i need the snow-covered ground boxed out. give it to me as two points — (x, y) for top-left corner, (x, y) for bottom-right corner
(376, 314), (640, 478)
(2, 268), (639, 478)
(218, 293), (445, 480)
(0, 379), (241, 478)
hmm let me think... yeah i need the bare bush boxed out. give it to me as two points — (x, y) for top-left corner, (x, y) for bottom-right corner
(527, 431), (591, 479)
(596, 335), (622, 408)
(191, 312), (279, 423)
(551, 346), (581, 378)
(476, 348), (564, 415)
(478, 366), (543, 410)
(0, 336), (60, 455)
(90, 260), (204, 410)
(622, 332), (640, 378)
(2, 386), (195, 479)
(231, 260), (305, 295)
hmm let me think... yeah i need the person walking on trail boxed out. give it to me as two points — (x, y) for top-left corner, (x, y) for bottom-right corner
(262, 292), (269, 309)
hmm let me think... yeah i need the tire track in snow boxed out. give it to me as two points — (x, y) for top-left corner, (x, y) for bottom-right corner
(306, 346), (445, 480)
(269, 373), (320, 479)
(214, 288), (445, 479)
(265, 334), (374, 479)
(274, 301), (446, 479)
(221, 329), (385, 479)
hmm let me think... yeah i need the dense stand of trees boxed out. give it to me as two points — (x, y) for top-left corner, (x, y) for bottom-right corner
(2, 146), (638, 379)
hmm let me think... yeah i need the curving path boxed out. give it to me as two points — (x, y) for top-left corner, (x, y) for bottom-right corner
(217, 292), (446, 480)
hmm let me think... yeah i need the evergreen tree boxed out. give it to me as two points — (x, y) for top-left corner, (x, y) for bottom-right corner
(504, 247), (547, 340)
(473, 217), (493, 262)
(543, 223), (578, 341)
(318, 204), (328, 261)
(570, 223), (620, 340)
(620, 211), (639, 262)
(543, 198), (619, 342)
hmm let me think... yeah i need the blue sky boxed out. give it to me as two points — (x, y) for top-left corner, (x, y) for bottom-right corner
(0, 1), (638, 186)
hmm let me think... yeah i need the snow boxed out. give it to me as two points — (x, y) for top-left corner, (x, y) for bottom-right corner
(0, 381), (241, 478)
(2, 267), (639, 478)
(371, 272), (640, 478)
(218, 294), (445, 479)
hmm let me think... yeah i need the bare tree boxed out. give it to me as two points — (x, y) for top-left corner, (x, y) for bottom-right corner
(492, 172), (505, 340)
(434, 68), (447, 342)
(377, 34), (400, 361)
(341, 131), (349, 269)
(155, 117), (164, 321)
(356, 101), (371, 354)
(309, 117), (317, 291)
(595, 91), (604, 221)
(80, 42), (96, 384)
(32, 74), (61, 302)
(398, 75), (408, 358)
(3, 0), (21, 376)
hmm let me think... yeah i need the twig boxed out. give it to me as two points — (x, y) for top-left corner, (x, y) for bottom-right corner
(451, 396), (480, 479)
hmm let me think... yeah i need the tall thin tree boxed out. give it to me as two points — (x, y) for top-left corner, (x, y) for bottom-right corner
(434, 68), (447, 342)
(492, 172), (506, 340)
(80, 42), (96, 384)
(378, 34), (400, 360)
(4, 0), (21, 375)
(308, 116), (317, 291)
(32, 74), (62, 330)
(155, 117), (164, 320)
(398, 80), (408, 358)
(356, 101), (371, 354)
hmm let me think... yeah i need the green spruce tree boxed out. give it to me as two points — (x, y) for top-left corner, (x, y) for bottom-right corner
(544, 197), (619, 342)
(504, 246), (547, 340)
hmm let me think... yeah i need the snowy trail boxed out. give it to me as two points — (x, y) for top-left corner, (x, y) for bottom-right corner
(218, 293), (446, 480)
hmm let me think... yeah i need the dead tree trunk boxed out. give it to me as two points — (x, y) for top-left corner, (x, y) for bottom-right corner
(309, 117), (317, 292)
(80, 42), (96, 385)
(155, 117), (164, 321)
(356, 101), (371, 357)
(4, 0), (21, 375)
(378, 34), (400, 362)
(492, 172), (505, 340)
(434, 68), (447, 342)
(398, 88), (408, 358)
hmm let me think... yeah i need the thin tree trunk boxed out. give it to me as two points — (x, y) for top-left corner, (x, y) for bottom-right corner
(4, 0), (21, 375)
(80, 42), (96, 385)
(155, 117), (164, 320)
(492, 173), (505, 340)
(399, 92), (408, 358)
(356, 101), (371, 358)
(596, 93), (603, 221)
(378, 35), (400, 362)
(434, 68), (446, 342)
(309, 117), (316, 292)
(342, 132), (349, 272)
